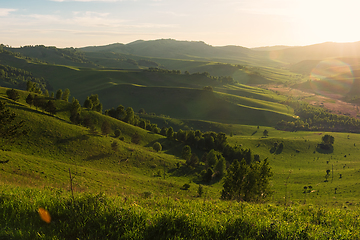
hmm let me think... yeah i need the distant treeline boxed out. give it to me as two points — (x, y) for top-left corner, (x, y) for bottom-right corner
(146, 68), (236, 84)
(7, 45), (96, 65)
(277, 101), (360, 132)
(0, 64), (52, 92)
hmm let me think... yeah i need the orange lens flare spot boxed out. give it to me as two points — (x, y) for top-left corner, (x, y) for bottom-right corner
(38, 207), (51, 223)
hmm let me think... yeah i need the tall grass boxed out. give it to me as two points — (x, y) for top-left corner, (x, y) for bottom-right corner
(1, 186), (359, 239)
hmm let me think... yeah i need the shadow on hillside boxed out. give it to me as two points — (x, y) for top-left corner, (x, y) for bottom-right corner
(251, 130), (257, 136)
(316, 144), (333, 154)
(9, 104), (70, 124)
(85, 153), (111, 161)
(57, 134), (89, 144)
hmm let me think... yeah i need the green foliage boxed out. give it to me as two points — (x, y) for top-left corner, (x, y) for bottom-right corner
(166, 127), (174, 140)
(181, 183), (190, 190)
(182, 145), (192, 161)
(124, 107), (134, 124)
(56, 89), (63, 100)
(6, 88), (20, 101)
(45, 100), (56, 115)
(25, 93), (34, 107)
(186, 153), (199, 167)
(214, 155), (226, 178)
(206, 149), (218, 168)
(62, 88), (70, 102)
(1, 188), (360, 240)
(322, 134), (335, 145)
(152, 142), (162, 152)
(277, 101), (360, 133)
(221, 158), (273, 202)
(0, 101), (26, 146)
(114, 129), (121, 138)
(263, 129), (269, 137)
(197, 184), (204, 197)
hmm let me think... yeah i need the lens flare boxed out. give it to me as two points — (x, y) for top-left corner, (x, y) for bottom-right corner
(38, 207), (51, 223)
(309, 59), (354, 96)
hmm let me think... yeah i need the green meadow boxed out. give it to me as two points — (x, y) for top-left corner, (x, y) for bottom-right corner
(2, 41), (360, 239)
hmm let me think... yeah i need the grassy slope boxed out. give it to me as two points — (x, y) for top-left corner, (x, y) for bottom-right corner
(0, 87), (218, 199)
(2, 86), (360, 206)
(0, 52), (296, 127)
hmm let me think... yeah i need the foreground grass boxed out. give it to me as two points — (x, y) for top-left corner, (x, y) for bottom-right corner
(1, 186), (359, 240)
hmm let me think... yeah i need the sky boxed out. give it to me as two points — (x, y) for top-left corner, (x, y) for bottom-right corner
(1, 0), (360, 48)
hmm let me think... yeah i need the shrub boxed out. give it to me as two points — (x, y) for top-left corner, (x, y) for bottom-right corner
(152, 142), (162, 152)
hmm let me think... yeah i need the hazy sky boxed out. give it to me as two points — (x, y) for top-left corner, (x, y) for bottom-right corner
(1, 0), (360, 48)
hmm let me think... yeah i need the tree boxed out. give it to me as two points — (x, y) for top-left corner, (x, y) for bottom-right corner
(27, 81), (35, 92)
(153, 142), (162, 152)
(0, 101), (26, 147)
(182, 145), (192, 161)
(138, 108), (146, 114)
(221, 158), (273, 202)
(206, 149), (218, 168)
(187, 153), (199, 167)
(203, 168), (213, 183)
(84, 97), (93, 109)
(45, 100), (56, 115)
(56, 89), (63, 100)
(214, 155), (226, 178)
(263, 129), (269, 137)
(62, 88), (70, 102)
(101, 120), (112, 136)
(166, 127), (174, 140)
(124, 107), (134, 124)
(322, 134), (335, 145)
(70, 99), (81, 124)
(6, 89), (20, 101)
(114, 129), (121, 138)
(26, 94), (34, 107)
(116, 105), (125, 119)
(139, 119), (146, 129)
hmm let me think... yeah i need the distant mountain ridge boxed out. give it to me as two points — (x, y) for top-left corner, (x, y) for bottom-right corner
(79, 39), (273, 66)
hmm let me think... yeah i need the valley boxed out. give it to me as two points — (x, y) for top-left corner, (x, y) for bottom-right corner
(1, 39), (360, 239)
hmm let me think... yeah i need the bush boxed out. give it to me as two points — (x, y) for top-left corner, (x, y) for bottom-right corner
(114, 129), (121, 138)
(152, 142), (162, 152)
(6, 89), (20, 101)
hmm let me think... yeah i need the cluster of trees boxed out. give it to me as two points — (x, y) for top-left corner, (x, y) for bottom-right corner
(0, 64), (50, 92)
(277, 102), (360, 133)
(221, 158), (272, 202)
(189, 72), (236, 84)
(146, 68), (181, 74)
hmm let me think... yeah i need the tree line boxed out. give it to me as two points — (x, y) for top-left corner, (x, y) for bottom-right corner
(277, 101), (360, 133)
(0, 64), (51, 93)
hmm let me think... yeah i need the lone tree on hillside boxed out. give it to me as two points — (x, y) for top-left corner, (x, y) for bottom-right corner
(153, 142), (162, 152)
(322, 134), (335, 145)
(318, 134), (335, 150)
(263, 129), (269, 137)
